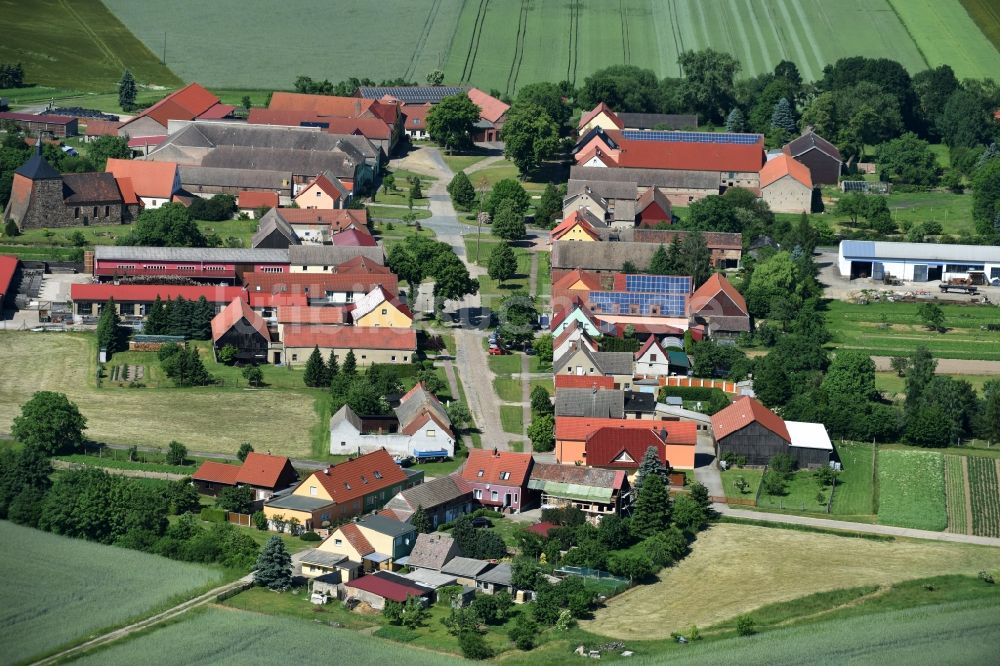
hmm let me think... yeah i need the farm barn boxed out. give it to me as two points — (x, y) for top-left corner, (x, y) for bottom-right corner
(782, 130), (843, 186)
(711, 396), (832, 468)
(211, 298), (271, 364)
(838, 240), (1000, 283)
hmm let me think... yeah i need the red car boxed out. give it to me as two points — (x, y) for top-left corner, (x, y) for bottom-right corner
(488, 347), (508, 355)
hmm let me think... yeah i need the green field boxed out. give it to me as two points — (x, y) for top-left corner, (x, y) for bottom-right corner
(877, 449), (948, 531)
(944, 454), (969, 534)
(967, 456), (1000, 537)
(831, 443), (876, 516)
(825, 300), (1000, 361)
(0, 332), (321, 457)
(889, 0), (1000, 79)
(0, 0), (180, 92)
(0, 521), (222, 665)
(71, 606), (464, 666)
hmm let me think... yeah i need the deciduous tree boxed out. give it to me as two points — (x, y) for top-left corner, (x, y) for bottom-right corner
(11, 392), (86, 455)
(502, 102), (561, 176)
(427, 93), (480, 153)
(487, 242), (517, 285)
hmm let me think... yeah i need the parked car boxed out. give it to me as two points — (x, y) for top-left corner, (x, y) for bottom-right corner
(488, 347), (508, 355)
(524, 347), (536, 355)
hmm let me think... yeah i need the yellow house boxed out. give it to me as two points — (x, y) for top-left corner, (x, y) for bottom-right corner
(300, 514), (417, 578)
(352, 286), (414, 328)
(294, 172), (348, 210)
(578, 102), (623, 135)
(550, 210), (600, 243)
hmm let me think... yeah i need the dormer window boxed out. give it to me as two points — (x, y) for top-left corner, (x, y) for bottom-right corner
(477, 470), (484, 477)
(500, 471), (510, 481)
(361, 475), (368, 484)
(373, 470), (382, 479)
(344, 482), (351, 490)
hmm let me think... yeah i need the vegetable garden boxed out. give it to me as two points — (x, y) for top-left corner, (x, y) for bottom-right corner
(968, 456), (1000, 537)
(876, 450), (947, 531)
(944, 455), (969, 534)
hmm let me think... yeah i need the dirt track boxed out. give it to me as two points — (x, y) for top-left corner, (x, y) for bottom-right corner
(872, 356), (1000, 375)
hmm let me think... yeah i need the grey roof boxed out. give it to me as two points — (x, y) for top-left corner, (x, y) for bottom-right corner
(400, 569), (459, 588)
(357, 86), (467, 103)
(568, 179), (639, 202)
(299, 548), (347, 568)
(528, 462), (624, 488)
(387, 475), (471, 515)
(623, 390), (656, 413)
(15, 148), (60, 180)
(178, 165), (289, 190)
(839, 240), (1000, 264)
(264, 494), (332, 512)
(252, 209), (300, 248)
(476, 562), (512, 586)
(555, 388), (625, 418)
(552, 241), (660, 272)
(288, 245), (384, 265)
(570, 165), (719, 190)
(201, 146), (360, 179)
(612, 199), (636, 222)
(441, 556), (492, 578)
(785, 130), (841, 162)
(592, 351), (635, 375)
(704, 315), (751, 333)
(94, 245), (288, 263)
(162, 121), (378, 160)
(329, 404), (364, 432)
(394, 384), (449, 430)
(618, 113), (699, 130)
(405, 532), (459, 571)
(357, 513), (415, 538)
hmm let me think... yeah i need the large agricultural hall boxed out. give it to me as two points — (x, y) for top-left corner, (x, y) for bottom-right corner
(837, 240), (1000, 283)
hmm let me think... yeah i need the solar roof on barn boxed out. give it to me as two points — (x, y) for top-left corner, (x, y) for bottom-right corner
(621, 130), (763, 145)
(588, 291), (687, 316)
(624, 274), (691, 293)
(356, 87), (466, 104)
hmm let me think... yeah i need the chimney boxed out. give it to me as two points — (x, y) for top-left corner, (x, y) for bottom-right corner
(492, 447), (499, 458)
(323, 467), (330, 475)
(660, 428), (668, 442)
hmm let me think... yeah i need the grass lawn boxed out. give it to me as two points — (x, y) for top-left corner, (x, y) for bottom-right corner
(877, 371), (994, 400)
(877, 449), (948, 531)
(825, 299), (1000, 361)
(439, 150), (492, 174)
(367, 206), (432, 221)
(758, 470), (832, 513)
(720, 468), (762, 502)
(0, 521), (223, 665)
(488, 352), (522, 375)
(223, 585), (379, 630)
(589, 522), (1000, 639)
(493, 376), (522, 402)
(499, 405), (524, 435)
(72, 606), (463, 665)
(830, 443), (876, 517)
(0, 332), (321, 457)
(529, 377), (554, 395)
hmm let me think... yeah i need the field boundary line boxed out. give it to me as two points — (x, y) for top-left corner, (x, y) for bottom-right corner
(402, 0), (442, 81)
(459, 0), (487, 83)
(885, 0), (931, 70)
(31, 579), (252, 666)
(963, 456), (974, 535)
(58, 0), (124, 71)
(505, 0), (529, 95)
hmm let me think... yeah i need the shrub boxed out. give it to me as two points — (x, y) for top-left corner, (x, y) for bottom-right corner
(200, 507), (226, 523)
(735, 615), (756, 636)
(300, 531), (322, 542)
(979, 571), (995, 584)
(252, 510), (268, 531)
(458, 630), (493, 660)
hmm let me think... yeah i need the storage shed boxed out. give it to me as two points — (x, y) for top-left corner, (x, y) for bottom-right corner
(837, 240), (1000, 283)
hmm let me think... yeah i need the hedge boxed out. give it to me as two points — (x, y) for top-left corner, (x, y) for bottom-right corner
(200, 508), (227, 523)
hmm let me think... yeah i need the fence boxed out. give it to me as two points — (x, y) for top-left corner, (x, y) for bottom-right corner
(554, 566), (630, 598)
(658, 376), (739, 394)
(710, 495), (756, 507)
(227, 512), (253, 527)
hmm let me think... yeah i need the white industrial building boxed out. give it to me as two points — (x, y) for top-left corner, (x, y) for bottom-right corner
(838, 240), (1000, 283)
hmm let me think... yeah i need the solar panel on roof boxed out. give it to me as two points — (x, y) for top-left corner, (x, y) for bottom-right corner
(624, 274), (691, 294)
(589, 291), (687, 316)
(357, 86), (466, 104)
(621, 130), (762, 145)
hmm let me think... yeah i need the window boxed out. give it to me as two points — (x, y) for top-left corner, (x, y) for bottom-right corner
(945, 263), (984, 273)
(334, 538), (342, 546)
(373, 470), (382, 479)
(650, 354), (657, 362)
(514, 493), (518, 503)
(93, 206), (98, 217)
(474, 489), (482, 499)
(391, 355), (396, 361)
(291, 354), (298, 361)
(491, 490), (499, 501)
(322, 266), (328, 271)
(316, 191), (321, 197)
(425, 429), (436, 438)
(301, 265), (308, 270)
(361, 355), (367, 360)
(499, 471), (510, 480)
(361, 475), (368, 484)
(344, 482), (351, 490)
(402, 355), (408, 362)
(340, 441), (346, 447)
(309, 485), (317, 496)
(262, 266), (283, 273)
(477, 469), (484, 477)
(104, 206), (110, 217)
(74, 207), (80, 218)
(381, 309), (387, 315)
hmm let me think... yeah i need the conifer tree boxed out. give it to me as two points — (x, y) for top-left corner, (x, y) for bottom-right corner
(96, 299), (121, 355)
(254, 535), (292, 590)
(726, 107), (747, 133)
(326, 351), (339, 385)
(447, 171), (476, 209)
(533, 183), (563, 228)
(118, 70), (137, 111)
(634, 445), (668, 493)
(770, 98), (797, 134)
(303, 346), (327, 387)
(145, 296), (166, 335)
(630, 473), (672, 538)
(411, 505), (433, 534)
(342, 349), (357, 377)
(647, 244), (671, 275)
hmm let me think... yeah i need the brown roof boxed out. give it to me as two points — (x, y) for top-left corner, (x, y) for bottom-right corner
(276, 306), (350, 325)
(555, 374), (615, 390)
(211, 297), (269, 342)
(282, 325), (416, 351)
(338, 522), (374, 555)
(688, 273), (748, 316)
(784, 130), (842, 162)
(628, 229), (743, 251)
(606, 130), (765, 173)
(529, 462), (626, 490)
(585, 427), (668, 468)
(711, 396), (790, 442)
(192, 460), (241, 485)
(273, 207), (367, 231)
(461, 449), (533, 487)
(84, 119), (123, 136)
(307, 449), (408, 505)
(61, 173), (124, 204)
(636, 187), (671, 216)
(235, 452), (293, 488)
(268, 92), (379, 118)
(552, 268), (602, 292)
(106, 158), (178, 199)
(242, 271), (397, 296)
(402, 103), (433, 129)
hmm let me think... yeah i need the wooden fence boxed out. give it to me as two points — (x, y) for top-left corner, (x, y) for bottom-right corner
(227, 512), (252, 527)
(710, 495), (756, 507)
(658, 376), (740, 394)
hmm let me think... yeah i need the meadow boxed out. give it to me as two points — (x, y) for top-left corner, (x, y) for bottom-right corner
(824, 299), (1000, 361)
(0, 332), (320, 457)
(0, 0), (180, 92)
(71, 606), (465, 666)
(0, 521), (222, 665)
(876, 449), (948, 531)
(589, 522), (1000, 638)
(830, 443), (876, 517)
(944, 454), (969, 534)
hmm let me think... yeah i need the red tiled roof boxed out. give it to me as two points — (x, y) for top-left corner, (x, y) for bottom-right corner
(611, 322), (689, 337)
(578, 102), (622, 130)
(605, 130), (765, 173)
(322, 117), (392, 140)
(275, 208), (367, 231)
(760, 153), (812, 189)
(0, 255), (18, 298)
(552, 268), (601, 292)
(555, 374), (614, 390)
(282, 325), (416, 351)
(192, 460), (241, 485)
(70, 283), (244, 303)
(268, 92), (378, 118)
(403, 103), (433, 129)
(299, 173), (346, 202)
(585, 427), (667, 468)
(235, 452), (292, 488)
(105, 159), (178, 199)
(331, 228), (377, 247)
(345, 572), (427, 602)
(634, 335), (665, 361)
(135, 83), (222, 129)
(197, 104), (235, 120)
(308, 449), (408, 505)
(276, 306), (349, 325)
(551, 211), (600, 241)
(242, 271), (397, 296)
(238, 191), (279, 209)
(556, 416), (696, 442)
(711, 396), (789, 442)
(211, 297), (269, 343)
(116, 176), (139, 205)
(461, 449), (533, 486)
(84, 119), (123, 136)
(334, 253), (386, 273)
(247, 292), (308, 308)
(467, 88), (509, 124)
(127, 136), (166, 148)
(575, 145), (618, 167)
(688, 273), (748, 317)
(339, 522), (374, 555)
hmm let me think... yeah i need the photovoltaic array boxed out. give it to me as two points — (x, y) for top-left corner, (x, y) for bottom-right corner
(625, 274), (691, 293)
(588, 291), (687, 316)
(356, 86), (466, 103)
(621, 130), (763, 145)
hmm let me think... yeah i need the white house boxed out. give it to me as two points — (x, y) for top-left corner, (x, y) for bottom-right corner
(634, 337), (670, 377)
(837, 240), (1000, 283)
(554, 324), (597, 361)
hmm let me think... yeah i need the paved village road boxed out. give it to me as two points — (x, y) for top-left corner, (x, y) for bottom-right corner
(716, 506), (1000, 547)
